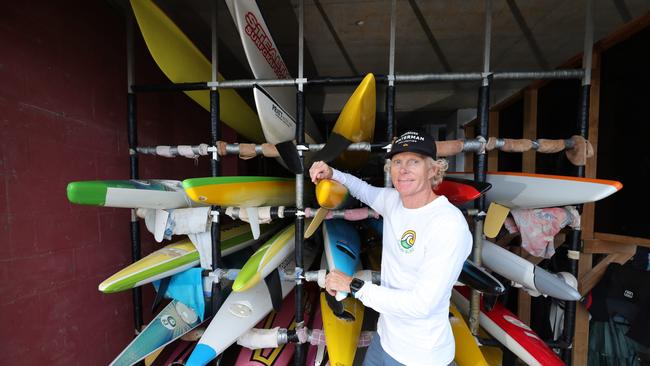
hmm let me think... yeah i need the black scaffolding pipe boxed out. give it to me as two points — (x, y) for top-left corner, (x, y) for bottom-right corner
(384, 0), (397, 188)
(469, 0), (492, 336)
(208, 0), (224, 324)
(293, 1), (306, 365)
(126, 10), (143, 339)
(561, 1), (594, 363)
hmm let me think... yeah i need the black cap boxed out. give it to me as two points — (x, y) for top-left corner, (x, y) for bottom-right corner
(386, 130), (437, 159)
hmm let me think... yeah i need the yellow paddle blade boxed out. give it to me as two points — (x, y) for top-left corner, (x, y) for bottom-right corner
(305, 207), (329, 239)
(484, 202), (510, 238)
(316, 179), (349, 209)
(144, 346), (165, 366)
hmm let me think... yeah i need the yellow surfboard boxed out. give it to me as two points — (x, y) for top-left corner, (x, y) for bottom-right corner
(130, 0), (264, 142)
(450, 304), (503, 365)
(320, 293), (364, 366)
(449, 304), (488, 366)
(182, 176), (295, 207)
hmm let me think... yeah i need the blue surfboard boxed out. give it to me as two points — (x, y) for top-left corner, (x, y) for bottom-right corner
(323, 219), (361, 300)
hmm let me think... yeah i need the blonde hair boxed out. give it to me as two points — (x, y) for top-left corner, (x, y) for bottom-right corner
(383, 156), (448, 188)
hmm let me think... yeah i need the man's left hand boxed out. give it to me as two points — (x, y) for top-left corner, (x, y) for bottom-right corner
(324, 270), (353, 296)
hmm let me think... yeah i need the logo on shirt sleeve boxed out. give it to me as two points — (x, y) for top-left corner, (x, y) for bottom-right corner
(399, 230), (416, 253)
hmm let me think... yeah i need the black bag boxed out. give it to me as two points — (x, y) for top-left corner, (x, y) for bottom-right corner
(589, 263), (650, 347)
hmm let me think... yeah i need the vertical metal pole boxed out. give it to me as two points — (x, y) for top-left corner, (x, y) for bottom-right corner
(294, 1), (306, 365)
(126, 9), (143, 336)
(385, 0), (397, 188)
(561, 0), (593, 363)
(209, 0), (223, 321)
(470, 0), (492, 336)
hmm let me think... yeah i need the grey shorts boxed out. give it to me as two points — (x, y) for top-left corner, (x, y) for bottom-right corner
(362, 334), (457, 366)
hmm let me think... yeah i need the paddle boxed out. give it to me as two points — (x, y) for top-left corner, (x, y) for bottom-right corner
(264, 268), (284, 312)
(275, 140), (304, 174)
(312, 74), (376, 166)
(151, 277), (171, 313)
(324, 292), (356, 321)
(305, 179), (351, 238)
(484, 202), (510, 238)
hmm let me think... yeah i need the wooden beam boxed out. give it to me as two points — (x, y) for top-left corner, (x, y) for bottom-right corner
(583, 238), (637, 254)
(598, 12), (650, 51)
(581, 50), (601, 239)
(522, 88), (537, 173)
(573, 252), (593, 366)
(594, 232), (650, 247)
(517, 291), (531, 326)
(491, 13), (649, 114)
(578, 252), (634, 296)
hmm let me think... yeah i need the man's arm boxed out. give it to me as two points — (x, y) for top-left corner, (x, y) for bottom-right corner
(309, 161), (385, 211)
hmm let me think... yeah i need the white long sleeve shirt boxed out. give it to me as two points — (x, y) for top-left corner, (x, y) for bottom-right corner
(332, 169), (472, 366)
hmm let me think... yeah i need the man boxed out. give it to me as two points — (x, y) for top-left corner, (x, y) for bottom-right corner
(309, 130), (472, 366)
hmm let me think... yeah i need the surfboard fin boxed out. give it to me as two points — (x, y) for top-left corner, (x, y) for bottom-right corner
(153, 209), (170, 242)
(275, 140), (303, 174)
(246, 207), (261, 240)
(325, 293), (355, 321)
(305, 207), (328, 238)
(152, 276), (171, 313)
(265, 268), (283, 312)
(313, 132), (352, 163)
(484, 202), (510, 238)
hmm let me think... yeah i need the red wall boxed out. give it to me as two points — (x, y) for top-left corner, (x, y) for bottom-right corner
(0, 1), (241, 364)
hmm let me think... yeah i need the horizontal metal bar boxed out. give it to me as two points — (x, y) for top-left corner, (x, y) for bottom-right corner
(130, 69), (585, 92)
(492, 69), (584, 80)
(131, 82), (208, 92)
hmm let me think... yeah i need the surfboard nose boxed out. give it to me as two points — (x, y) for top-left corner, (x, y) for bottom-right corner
(185, 343), (217, 366)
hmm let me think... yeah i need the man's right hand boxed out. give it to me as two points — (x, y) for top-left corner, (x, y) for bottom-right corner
(309, 161), (333, 184)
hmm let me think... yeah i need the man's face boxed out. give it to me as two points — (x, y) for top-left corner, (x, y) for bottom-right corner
(389, 152), (436, 198)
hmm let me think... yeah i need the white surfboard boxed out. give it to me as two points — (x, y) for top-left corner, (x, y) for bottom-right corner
(185, 242), (318, 366)
(482, 240), (580, 301)
(67, 179), (206, 209)
(448, 171), (622, 209)
(225, 0), (322, 144)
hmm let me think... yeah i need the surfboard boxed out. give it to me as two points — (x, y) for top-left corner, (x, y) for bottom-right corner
(182, 176), (296, 207)
(481, 239), (580, 301)
(147, 338), (196, 366)
(232, 224), (295, 292)
(449, 304), (489, 366)
(225, 0), (323, 145)
(110, 299), (207, 366)
(447, 171), (622, 209)
(323, 220), (361, 300)
(452, 287), (564, 366)
(234, 286), (318, 366)
(319, 293), (364, 366)
(129, 0), (263, 142)
(99, 222), (282, 293)
(185, 241), (319, 366)
(66, 179), (203, 209)
(314, 73), (376, 168)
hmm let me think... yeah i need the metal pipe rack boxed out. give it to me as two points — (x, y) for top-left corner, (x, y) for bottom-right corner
(122, 0), (597, 364)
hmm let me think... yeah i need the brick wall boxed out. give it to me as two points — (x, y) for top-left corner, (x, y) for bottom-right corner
(0, 1), (242, 364)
